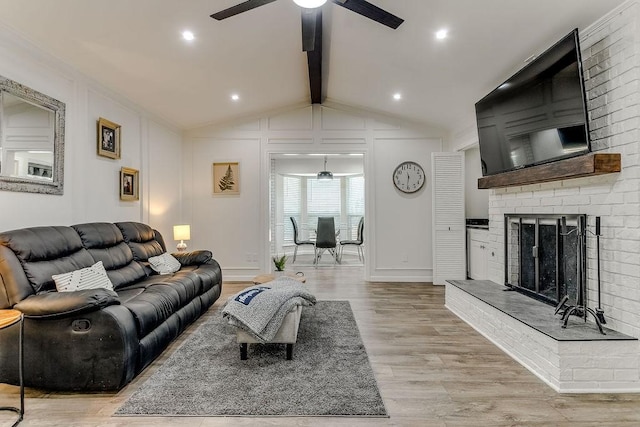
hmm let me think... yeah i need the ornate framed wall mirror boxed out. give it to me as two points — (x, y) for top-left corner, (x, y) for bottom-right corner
(0, 75), (65, 195)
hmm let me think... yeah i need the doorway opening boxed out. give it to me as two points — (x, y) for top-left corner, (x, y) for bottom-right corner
(269, 153), (365, 268)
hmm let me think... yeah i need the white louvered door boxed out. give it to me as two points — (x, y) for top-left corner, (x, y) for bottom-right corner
(431, 152), (466, 285)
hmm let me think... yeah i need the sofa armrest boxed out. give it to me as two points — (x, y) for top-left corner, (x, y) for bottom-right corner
(172, 250), (213, 266)
(14, 289), (120, 319)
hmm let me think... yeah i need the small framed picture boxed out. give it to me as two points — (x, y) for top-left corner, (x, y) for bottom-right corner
(213, 162), (239, 195)
(97, 117), (121, 159)
(120, 167), (139, 201)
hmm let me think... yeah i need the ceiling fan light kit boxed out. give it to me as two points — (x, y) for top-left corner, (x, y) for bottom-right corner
(293, 0), (327, 8)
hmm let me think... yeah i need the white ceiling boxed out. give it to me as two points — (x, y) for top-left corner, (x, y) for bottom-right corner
(0, 0), (626, 133)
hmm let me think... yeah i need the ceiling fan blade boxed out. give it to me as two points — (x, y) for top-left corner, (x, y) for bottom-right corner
(211, 0), (278, 20)
(301, 8), (319, 52)
(331, 0), (404, 29)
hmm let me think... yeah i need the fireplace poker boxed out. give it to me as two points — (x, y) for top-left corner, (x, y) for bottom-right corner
(595, 217), (606, 324)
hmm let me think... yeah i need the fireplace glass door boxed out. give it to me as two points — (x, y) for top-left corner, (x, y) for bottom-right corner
(505, 214), (584, 306)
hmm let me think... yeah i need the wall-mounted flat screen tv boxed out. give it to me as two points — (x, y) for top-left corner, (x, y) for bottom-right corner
(475, 29), (591, 176)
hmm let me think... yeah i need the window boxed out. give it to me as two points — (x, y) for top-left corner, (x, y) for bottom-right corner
(280, 174), (364, 245)
(307, 178), (341, 230)
(283, 176), (301, 242)
(346, 176), (364, 239)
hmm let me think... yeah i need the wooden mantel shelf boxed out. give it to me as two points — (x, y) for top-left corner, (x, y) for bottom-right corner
(477, 153), (621, 189)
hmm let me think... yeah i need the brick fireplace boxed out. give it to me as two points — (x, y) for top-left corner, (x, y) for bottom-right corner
(447, 1), (640, 393)
(484, 1), (640, 340)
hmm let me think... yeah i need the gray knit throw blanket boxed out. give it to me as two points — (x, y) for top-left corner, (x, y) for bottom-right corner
(222, 277), (316, 342)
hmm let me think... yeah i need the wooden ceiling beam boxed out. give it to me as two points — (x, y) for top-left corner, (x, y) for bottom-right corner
(304, 9), (323, 104)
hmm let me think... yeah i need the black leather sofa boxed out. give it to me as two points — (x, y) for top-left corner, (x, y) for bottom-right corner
(0, 221), (222, 391)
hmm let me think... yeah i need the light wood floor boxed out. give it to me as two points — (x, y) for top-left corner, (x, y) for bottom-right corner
(2, 266), (640, 426)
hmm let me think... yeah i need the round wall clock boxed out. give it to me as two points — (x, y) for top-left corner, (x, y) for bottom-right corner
(393, 161), (426, 193)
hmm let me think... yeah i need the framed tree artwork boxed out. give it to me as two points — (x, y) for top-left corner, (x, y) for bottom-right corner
(120, 167), (139, 201)
(213, 162), (239, 195)
(97, 117), (121, 159)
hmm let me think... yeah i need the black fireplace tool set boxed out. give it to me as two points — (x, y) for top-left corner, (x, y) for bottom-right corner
(554, 216), (607, 335)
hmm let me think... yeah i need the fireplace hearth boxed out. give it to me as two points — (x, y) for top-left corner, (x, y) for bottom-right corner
(505, 214), (586, 306)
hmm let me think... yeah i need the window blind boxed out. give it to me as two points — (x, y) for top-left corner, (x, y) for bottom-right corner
(283, 176), (301, 242)
(307, 178), (341, 229)
(346, 176), (365, 239)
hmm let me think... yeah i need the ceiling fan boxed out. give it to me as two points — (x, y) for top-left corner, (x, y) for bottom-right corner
(211, 0), (404, 104)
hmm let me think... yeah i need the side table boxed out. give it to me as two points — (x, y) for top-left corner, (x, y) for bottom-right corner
(0, 310), (24, 427)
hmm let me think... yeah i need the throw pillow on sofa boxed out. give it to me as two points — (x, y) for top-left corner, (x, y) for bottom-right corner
(148, 252), (181, 275)
(52, 261), (115, 292)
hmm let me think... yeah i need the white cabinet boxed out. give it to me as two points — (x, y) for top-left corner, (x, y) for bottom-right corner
(467, 228), (489, 280)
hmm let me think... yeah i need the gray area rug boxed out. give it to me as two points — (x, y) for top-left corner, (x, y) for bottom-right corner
(116, 300), (387, 417)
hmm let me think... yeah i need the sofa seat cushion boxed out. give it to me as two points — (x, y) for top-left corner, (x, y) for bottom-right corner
(156, 271), (203, 302)
(180, 263), (222, 294)
(120, 284), (183, 337)
(124, 272), (203, 306)
(115, 287), (146, 304)
(117, 270), (206, 337)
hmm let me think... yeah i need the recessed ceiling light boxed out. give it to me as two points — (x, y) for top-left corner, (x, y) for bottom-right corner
(182, 30), (195, 41)
(231, 93), (240, 101)
(435, 29), (448, 40)
(393, 93), (402, 101)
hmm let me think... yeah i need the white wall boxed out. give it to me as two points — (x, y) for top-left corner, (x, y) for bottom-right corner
(464, 146), (489, 219)
(184, 103), (444, 282)
(486, 1), (640, 338)
(0, 22), (182, 241)
(446, 125), (490, 220)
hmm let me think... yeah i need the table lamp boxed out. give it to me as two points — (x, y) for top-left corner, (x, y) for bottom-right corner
(173, 225), (191, 252)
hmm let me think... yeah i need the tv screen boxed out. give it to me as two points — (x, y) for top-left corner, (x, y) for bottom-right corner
(475, 29), (591, 176)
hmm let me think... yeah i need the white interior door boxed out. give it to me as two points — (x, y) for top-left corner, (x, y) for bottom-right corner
(432, 152), (466, 285)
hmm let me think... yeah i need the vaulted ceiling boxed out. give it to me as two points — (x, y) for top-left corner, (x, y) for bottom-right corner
(0, 0), (625, 133)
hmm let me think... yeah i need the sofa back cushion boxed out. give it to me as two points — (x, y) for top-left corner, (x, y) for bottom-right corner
(72, 222), (147, 289)
(116, 222), (165, 262)
(0, 226), (95, 294)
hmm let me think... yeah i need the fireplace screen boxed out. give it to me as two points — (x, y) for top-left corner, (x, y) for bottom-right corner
(505, 214), (585, 306)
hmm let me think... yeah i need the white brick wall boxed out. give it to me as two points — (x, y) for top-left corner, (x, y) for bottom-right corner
(446, 283), (640, 393)
(487, 1), (640, 339)
(446, 2), (640, 393)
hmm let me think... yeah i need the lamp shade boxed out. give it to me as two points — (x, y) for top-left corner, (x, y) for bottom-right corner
(293, 0), (327, 8)
(173, 225), (191, 241)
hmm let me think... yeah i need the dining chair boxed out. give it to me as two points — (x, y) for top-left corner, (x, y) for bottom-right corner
(339, 217), (364, 262)
(314, 217), (337, 266)
(290, 217), (315, 263)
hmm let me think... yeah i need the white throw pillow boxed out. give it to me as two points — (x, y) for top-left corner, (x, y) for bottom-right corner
(148, 252), (181, 275)
(52, 261), (115, 292)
